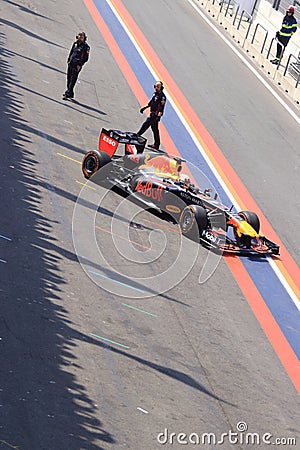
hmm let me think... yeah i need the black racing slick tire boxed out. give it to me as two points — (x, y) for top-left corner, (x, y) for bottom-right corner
(238, 210), (260, 234)
(82, 150), (111, 179)
(179, 205), (208, 240)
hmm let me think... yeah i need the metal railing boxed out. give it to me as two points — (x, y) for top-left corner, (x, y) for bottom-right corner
(284, 54), (300, 87)
(251, 23), (268, 54)
(217, 0), (236, 20)
(266, 38), (285, 70)
(237, 10), (252, 30)
(232, 5), (241, 26)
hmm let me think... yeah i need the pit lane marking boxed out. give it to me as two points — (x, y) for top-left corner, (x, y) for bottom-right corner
(75, 180), (97, 190)
(122, 303), (157, 317)
(0, 440), (20, 450)
(95, 225), (156, 251)
(137, 407), (149, 414)
(56, 152), (81, 164)
(88, 269), (145, 293)
(0, 234), (12, 241)
(142, 218), (180, 234)
(90, 332), (130, 348)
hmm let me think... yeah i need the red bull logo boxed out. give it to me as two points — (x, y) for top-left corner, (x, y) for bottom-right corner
(140, 155), (180, 175)
(135, 179), (163, 202)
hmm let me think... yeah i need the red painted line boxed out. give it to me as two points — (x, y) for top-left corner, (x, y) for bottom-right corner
(83, 0), (148, 107)
(95, 225), (155, 251)
(84, 0), (300, 391)
(143, 218), (180, 234)
(226, 256), (300, 392)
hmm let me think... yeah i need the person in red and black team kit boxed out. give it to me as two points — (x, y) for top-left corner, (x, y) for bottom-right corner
(137, 81), (166, 150)
(271, 6), (297, 65)
(63, 32), (90, 100)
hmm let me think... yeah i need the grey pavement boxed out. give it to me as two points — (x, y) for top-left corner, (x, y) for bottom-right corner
(0, 1), (299, 449)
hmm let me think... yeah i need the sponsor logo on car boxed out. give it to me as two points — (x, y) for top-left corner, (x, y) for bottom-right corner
(166, 205), (181, 214)
(103, 135), (116, 146)
(203, 230), (220, 244)
(180, 191), (202, 205)
(139, 155), (180, 175)
(99, 132), (119, 157)
(135, 179), (163, 202)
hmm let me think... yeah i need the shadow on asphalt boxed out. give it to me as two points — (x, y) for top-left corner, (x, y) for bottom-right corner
(4, 0), (55, 21)
(17, 175), (192, 307)
(15, 84), (108, 121)
(0, 32), (114, 450)
(6, 49), (67, 76)
(0, 23), (232, 448)
(0, 32), (193, 450)
(82, 334), (235, 407)
(0, 18), (65, 48)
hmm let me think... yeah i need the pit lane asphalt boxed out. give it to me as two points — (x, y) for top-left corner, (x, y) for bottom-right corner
(0, 1), (299, 449)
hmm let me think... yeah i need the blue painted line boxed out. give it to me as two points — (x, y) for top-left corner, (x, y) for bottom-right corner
(88, 269), (145, 293)
(93, 0), (300, 358)
(0, 234), (12, 241)
(242, 257), (300, 356)
(90, 333), (130, 348)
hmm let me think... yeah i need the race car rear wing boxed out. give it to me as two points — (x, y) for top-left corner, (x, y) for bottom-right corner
(98, 128), (147, 157)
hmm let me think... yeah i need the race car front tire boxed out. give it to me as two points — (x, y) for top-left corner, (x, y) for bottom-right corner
(179, 205), (208, 240)
(238, 210), (260, 234)
(82, 150), (111, 179)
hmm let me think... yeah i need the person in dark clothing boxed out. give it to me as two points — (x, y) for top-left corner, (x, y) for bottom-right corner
(63, 32), (90, 99)
(271, 6), (297, 65)
(137, 81), (166, 150)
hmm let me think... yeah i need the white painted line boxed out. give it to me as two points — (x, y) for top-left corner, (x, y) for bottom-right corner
(268, 257), (300, 311)
(63, 120), (73, 124)
(0, 235), (12, 241)
(187, 0), (300, 125)
(42, 80), (50, 84)
(137, 407), (149, 414)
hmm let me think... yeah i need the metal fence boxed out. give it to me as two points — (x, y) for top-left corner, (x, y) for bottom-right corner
(267, 0), (299, 14)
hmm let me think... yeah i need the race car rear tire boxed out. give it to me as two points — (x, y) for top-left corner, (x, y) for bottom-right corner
(82, 150), (111, 179)
(238, 210), (260, 234)
(179, 205), (208, 240)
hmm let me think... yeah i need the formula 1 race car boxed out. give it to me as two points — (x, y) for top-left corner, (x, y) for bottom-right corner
(82, 128), (280, 256)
